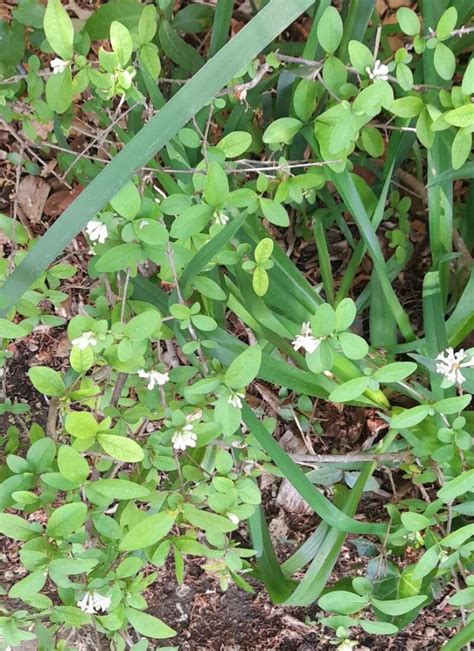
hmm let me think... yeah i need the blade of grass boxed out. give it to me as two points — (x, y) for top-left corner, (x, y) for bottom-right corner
(422, 271), (451, 401)
(241, 404), (387, 535)
(0, 0), (316, 318)
(370, 273), (397, 347)
(313, 215), (335, 305)
(338, 0), (375, 61)
(208, 0), (234, 57)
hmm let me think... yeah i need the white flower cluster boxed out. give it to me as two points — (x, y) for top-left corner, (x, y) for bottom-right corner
(138, 368), (169, 390)
(435, 347), (474, 386)
(86, 220), (108, 244)
(50, 58), (68, 75)
(71, 331), (97, 350)
(227, 390), (245, 409)
(366, 59), (390, 81)
(292, 322), (322, 354)
(172, 411), (201, 451)
(77, 591), (111, 614)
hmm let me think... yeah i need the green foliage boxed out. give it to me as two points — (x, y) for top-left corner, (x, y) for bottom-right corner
(0, 0), (473, 647)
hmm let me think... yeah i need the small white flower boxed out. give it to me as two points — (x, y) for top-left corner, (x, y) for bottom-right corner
(77, 592), (96, 614)
(292, 322), (321, 354)
(214, 211), (229, 226)
(71, 331), (97, 350)
(228, 390), (244, 409)
(172, 423), (197, 451)
(50, 58), (68, 75)
(138, 369), (169, 390)
(366, 59), (390, 81)
(92, 592), (112, 611)
(77, 591), (111, 614)
(227, 512), (239, 525)
(86, 220), (108, 244)
(186, 409), (202, 423)
(435, 347), (474, 385)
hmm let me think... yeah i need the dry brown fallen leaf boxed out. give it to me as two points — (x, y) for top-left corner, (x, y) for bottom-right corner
(44, 184), (83, 218)
(16, 175), (51, 225)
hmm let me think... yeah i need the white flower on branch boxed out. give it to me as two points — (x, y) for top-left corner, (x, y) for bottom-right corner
(71, 331), (97, 350)
(228, 390), (245, 409)
(172, 424), (197, 451)
(366, 59), (389, 81)
(292, 322), (321, 354)
(86, 220), (108, 244)
(138, 369), (169, 390)
(50, 58), (68, 75)
(77, 591), (111, 614)
(435, 347), (474, 386)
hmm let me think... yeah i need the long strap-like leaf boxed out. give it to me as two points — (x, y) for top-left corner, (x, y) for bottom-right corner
(0, 0), (315, 317)
(241, 404), (386, 535)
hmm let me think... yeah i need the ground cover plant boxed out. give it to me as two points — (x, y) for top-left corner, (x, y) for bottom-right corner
(0, 0), (473, 648)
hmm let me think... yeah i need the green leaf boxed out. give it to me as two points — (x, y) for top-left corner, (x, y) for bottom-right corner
(372, 362), (417, 383)
(413, 546), (440, 580)
(254, 237), (273, 263)
(170, 204), (213, 239)
(110, 180), (141, 218)
(390, 96), (424, 118)
(259, 198), (289, 227)
(183, 504), (237, 533)
(57, 445), (90, 483)
(124, 310), (161, 340)
(126, 608), (176, 639)
(436, 7), (457, 41)
(433, 42), (456, 81)
(317, 6), (343, 54)
(311, 303), (336, 336)
(462, 58), (474, 95)
(224, 345), (262, 389)
(204, 162), (229, 208)
(361, 126), (385, 158)
(28, 366), (65, 397)
(84, 0), (142, 40)
(401, 512), (430, 532)
(433, 394), (472, 414)
(391, 405), (431, 429)
(93, 479), (150, 500)
(45, 68), (73, 114)
(8, 569), (47, 601)
(139, 42), (161, 80)
(158, 19), (204, 73)
(70, 346), (94, 374)
(329, 376), (371, 403)
(95, 243), (143, 272)
(0, 513), (40, 540)
(0, 318), (28, 338)
(98, 434), (144, 462)
(441, 524), (474, 549)
(360, 620), (399, 635)
(192, 276), (226, 300)
(293, 78), (319, 123)
(44, 0), (74, 60)
(110, 20), (133, 67)
(120, 511), (177, 551)
(338, 332), (368, 360)
(371, 595), (427, 616)
(452, 128), (472, 171)
(253, 266), (269, 297)
(133, 218), (168, 245)
(318, 590), (369, 615)
(262, 118), (303, 145)
(217, 131), (252, 158)
(138, 4), (157, 44)
(65, 411), (99, 439)
(397, 7), (420, 36)
(444, 104), (474, 128)
(437, 469), (474, 502)
(46, 502), (87, 537)
(348, 40), (373, 75)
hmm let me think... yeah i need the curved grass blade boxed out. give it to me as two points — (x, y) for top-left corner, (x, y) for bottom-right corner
(0, 0), (316, 318)
(209, 0), (234, 57)
(241, 404), (387, 536)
